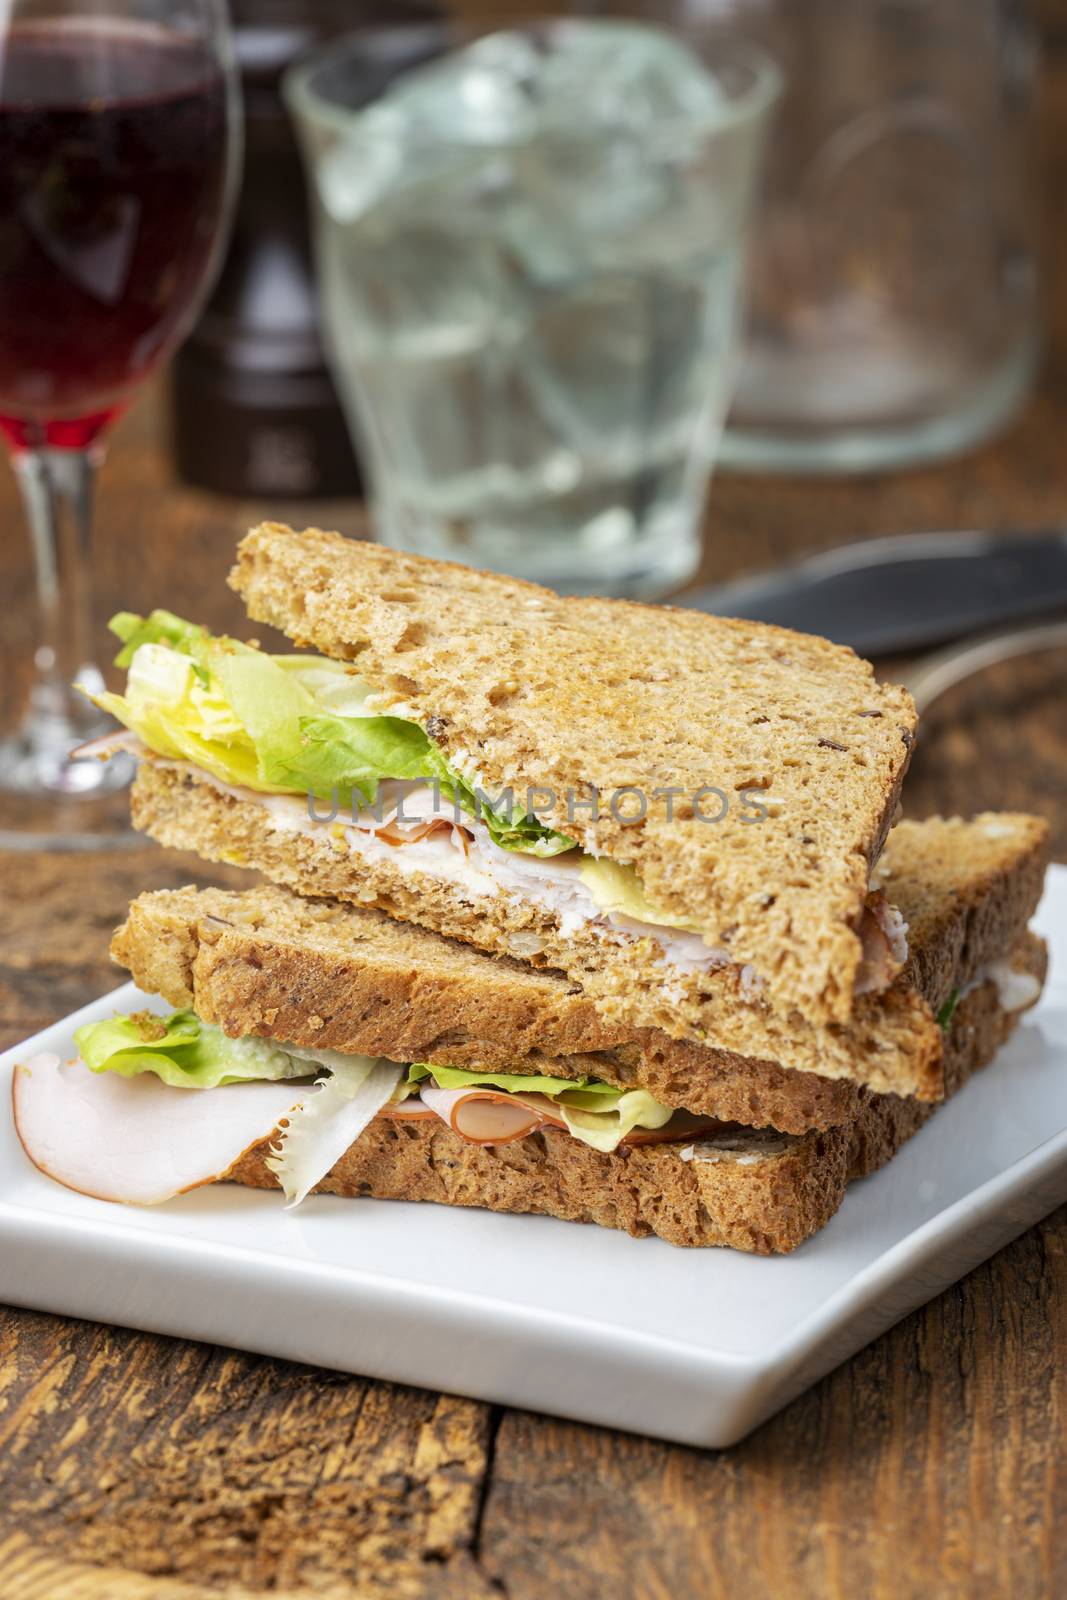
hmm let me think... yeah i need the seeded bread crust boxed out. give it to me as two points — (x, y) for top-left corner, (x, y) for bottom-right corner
(227, 943), (1044, 1253)
(129, 761), (1049, 1100)
(229, 523), (918, 1025)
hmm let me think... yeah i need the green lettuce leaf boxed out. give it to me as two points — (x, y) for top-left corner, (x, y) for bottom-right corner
(265, 1056), (403, 1207)
(274, 657), (375, 717)
(418, 743), (575, 858)
(87, 615), (436, 805)
(84, 610), (576, 854)
(294, 713), (435, 797)
(110, 609), (210, 671)
(74, 1009), (301, 1089)
(578, 856), (702, 932)
(936, 989), (960, 1030)
(407, 1061), (618, 1098)
(556, 1090), (673, 1153)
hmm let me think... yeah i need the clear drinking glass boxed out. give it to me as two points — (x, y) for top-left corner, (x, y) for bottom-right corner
(286, 20), (778, 596)
(592, 0), (1040, 472)
(0, 0), (240, 847)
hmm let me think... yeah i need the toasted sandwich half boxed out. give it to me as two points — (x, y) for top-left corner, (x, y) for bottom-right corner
(84, 524), (918, 1043)
(13, 816), (1048, 1252)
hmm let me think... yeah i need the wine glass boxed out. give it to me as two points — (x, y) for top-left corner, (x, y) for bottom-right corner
(0, 0), (240, 847)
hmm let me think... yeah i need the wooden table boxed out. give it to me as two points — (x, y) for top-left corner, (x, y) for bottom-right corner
(3, 59), (1067, 1600)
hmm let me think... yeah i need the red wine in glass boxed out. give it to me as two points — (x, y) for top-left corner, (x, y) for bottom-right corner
(0, 20), (230, 445)
(0, 9), (236, 839)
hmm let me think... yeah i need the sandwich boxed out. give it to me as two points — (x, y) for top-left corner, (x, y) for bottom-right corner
(79, 523), (931, 1093)
(13, 814), (1048, 1253)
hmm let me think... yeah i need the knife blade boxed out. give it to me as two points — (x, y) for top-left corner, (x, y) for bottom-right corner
(683, 529), (1067, 655)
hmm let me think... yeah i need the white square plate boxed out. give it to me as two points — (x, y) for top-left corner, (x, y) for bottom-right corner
(3, 869), (1066, 1449)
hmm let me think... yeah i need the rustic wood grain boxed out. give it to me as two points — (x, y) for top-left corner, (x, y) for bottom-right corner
(0, 1311), (497, 1598)
(2, 12), (1067, 1600)
(480, 1210), (1067, 1598)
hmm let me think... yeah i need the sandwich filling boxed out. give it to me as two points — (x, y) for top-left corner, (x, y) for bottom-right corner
(26, 1006), (720, 1207)
(79, 610), (906, 992)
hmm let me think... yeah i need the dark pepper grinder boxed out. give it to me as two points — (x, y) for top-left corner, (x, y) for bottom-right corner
(171, 0), (443, 498)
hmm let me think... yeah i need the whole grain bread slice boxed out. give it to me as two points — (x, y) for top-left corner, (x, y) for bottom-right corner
(112, 884), (863, 1135)
(128, 761), (1049, 1100)
(229, 523), (918, 1025)
(226, 942), (1045, 1252)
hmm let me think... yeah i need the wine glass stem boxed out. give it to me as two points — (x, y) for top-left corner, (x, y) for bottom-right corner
(15, 445), (109, 737)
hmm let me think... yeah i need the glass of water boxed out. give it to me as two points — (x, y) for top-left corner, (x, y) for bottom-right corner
(286, 20), (778, 596)
(593, 0), (1040, 474)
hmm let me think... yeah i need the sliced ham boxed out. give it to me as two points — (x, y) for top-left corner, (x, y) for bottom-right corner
(372, 817), (471, 854)
(384, 1097), (439, 1120)
(854, 891), (910, 996)
(71, 730), (144, 763)
(12, 1054), (305, 1205)
(413, 1085), (723, 1148)
(419, 1085), (549, 1144)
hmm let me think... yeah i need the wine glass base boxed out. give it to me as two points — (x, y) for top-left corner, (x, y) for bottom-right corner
(0, 730), (139, 850)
